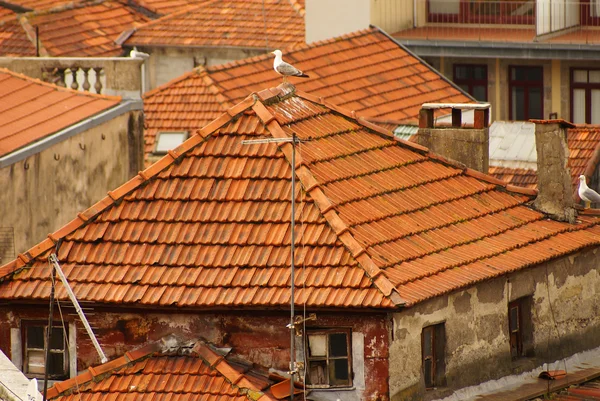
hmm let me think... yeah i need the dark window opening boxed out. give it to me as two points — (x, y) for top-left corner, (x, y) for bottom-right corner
(454, 64), (488, 101)
(509, 66), (543, 121)
(508, 297), (534, 359)
(422, 323), (446, 389)
(306, 328), (352, 388)
(23, 323), (68, 379)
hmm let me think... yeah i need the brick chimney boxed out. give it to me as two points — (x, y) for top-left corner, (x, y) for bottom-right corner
(531, 119), (576, 223)
(415, 103), (491, 173)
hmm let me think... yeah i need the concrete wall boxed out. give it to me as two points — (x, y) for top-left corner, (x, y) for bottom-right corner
(389, 247), (600, 400)
(370, 0), (415, 33)
(0, 111), (144, 259)
(0, 308), (391, 401)
(305, 0), (370, 43)
(142, 46), (265, 91)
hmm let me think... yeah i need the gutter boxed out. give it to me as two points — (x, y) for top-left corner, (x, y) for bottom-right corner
(0, 99), (143, 169)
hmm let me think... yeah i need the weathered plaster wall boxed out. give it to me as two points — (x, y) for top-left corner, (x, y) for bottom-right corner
(0, 308), (391, 401)
(143, 47), (265, 90)
(0, 111), (144, 259)
(389, 247), (600, 401)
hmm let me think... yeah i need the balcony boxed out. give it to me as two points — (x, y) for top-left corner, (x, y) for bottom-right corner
(393, 0), (600, 45)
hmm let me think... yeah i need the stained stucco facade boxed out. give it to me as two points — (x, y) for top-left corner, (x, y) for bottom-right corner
(389, 246), (600, 400)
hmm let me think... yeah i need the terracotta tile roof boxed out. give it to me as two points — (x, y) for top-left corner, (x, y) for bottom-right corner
(130, 0), (200, 15)
(1, 1), (150, 57)
(0, 16), (36, 55)
(47, 338), (287, 401)
(125, 0), (304, 50)
(143, 27), (472, 156)
(489, 125), (600, 195)
(0, 68), (121, 158)
(3, 83), (600, 308)
(1, 0), (73, 11)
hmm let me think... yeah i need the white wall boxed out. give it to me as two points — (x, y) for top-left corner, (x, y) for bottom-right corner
(305, 0), (371, 43)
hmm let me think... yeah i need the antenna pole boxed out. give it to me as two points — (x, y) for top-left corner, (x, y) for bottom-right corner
(42, 266), (56, 401)
(289, 132), (296, 401)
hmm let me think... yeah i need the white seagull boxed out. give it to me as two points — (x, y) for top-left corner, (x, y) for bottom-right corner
(578, 174), (600, 208)
(271, 49), (309, 82)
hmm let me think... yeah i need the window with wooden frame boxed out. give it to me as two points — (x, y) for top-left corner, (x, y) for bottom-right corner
(427, 0), (535, 24)
(22, 322), (68, 379)
(508, 297), (534, 359)
(422, 323), (446, 389)
(454, 64), (488, 101)
(305, 328), (352, 388)
(509, 66), (544, 121)
(571, 68), (600, 124)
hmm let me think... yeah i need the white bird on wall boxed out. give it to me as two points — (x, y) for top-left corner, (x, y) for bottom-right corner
(578, 174), (600, 208)
(271, 49), (309, 83)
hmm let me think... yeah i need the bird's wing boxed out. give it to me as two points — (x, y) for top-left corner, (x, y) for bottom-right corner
(582, 187), (600, 203)
(276, 61), (304, 76)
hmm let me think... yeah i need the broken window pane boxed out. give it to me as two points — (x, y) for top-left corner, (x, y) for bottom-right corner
(329, 333), (347, 357)
(27, 326), (44, 349)
(308, 360), (327, 385)
(308, 334), (327, 357)
(330, 359), (350, 386)
(50, 327), (64, 350)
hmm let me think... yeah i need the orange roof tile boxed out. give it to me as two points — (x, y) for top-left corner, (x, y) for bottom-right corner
(3, 83), (600, 309)
(130, 0), (200, 15)
(0, 68), (121, 157)
(126, 0), (304, 50)
(2, 1), (150, 57)
(47, 339), (281, 401)
(489, 125), (600, 195)
(0, 16), (36, 55)
(143, 27), (472, 156)
(2, 0), (73, 11)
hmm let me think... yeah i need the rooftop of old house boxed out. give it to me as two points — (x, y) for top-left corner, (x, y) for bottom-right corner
(143, 27), (473, 158)
(0, 68), (121, 160)
(2, 83), (600, 310)
(124, 0), (305, 50)
(0, 0), (151, 57)
(46, 336), (299, 401)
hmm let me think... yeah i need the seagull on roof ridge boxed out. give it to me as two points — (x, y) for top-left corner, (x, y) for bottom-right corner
(578, 174), (600, 209)
(271, 49), (309, 83)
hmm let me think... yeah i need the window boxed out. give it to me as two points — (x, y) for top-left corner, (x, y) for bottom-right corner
(427, 0), (535, 24)
(508, 297), (533, 359)
(306, 329), (352, 388)
(509, 66), (543, 121)
(154, 131), (189, 154)
(23, 323), (68, 379)
(422, 323), (446, 389)
(571, 68), (600, 124)
(454, 64), (488, 101)
(581, 0), (600, 25)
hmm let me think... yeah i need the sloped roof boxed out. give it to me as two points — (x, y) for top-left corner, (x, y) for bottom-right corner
(2, 83), (600, 308)
(0, 16), (36, 56)
(129, 0), (199, 15)
(143, 27), (472, 156)
(488, 125), (600, 194)
(125, 0), (304, 49)
(47, 339), (284, 401)
(0, 68), (121, 158)
(0, 1), (150, 57)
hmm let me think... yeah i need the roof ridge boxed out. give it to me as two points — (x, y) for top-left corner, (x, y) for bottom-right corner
(193, 342), (277, 401)
(199, 69), (234, 109)
(250, 84), (406, 307)
(143, 66), (205, 99)
(0, 93), (258, 280)
(207, 27), (378, 74)
(16, 13), (48, 56)
(286, 0), (305, 17)
(0, 67), (122, 101)
(47, 341), (161, 399)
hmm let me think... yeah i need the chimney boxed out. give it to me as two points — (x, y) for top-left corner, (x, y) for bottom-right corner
(531, 119), (576, 223)
(415, 103), (491, 173)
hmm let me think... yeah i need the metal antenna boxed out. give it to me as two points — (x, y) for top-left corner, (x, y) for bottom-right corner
(242, 133), (299, 400)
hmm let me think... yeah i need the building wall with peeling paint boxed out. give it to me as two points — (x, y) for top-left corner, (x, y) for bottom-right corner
(0, 309), (391, 401)
(389, 247), (600, 401)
